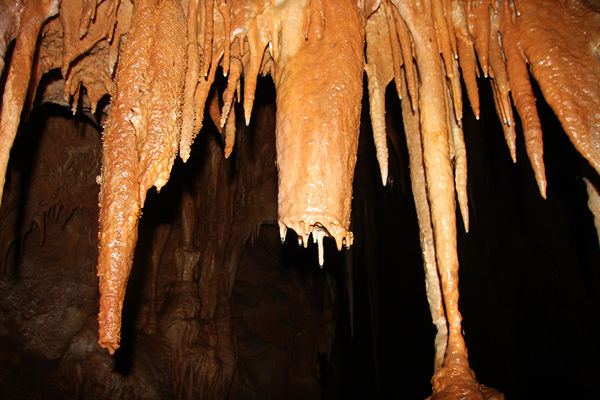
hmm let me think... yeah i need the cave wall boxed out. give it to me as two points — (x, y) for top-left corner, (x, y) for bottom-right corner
(0, 78), (599, 399)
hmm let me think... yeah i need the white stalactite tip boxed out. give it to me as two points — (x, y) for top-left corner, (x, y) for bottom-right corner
(279, 216), (354, 268)
(279, 221), (288, 243)
(312, 227), (327, 267)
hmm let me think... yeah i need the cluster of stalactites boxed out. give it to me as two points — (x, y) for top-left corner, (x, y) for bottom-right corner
(366, 0), (552, 238)
(0, 0), (294, 353)
(364, 2), (600, 390)
(0, 0), (289, 204)
(368, 0), (600, 212)
(1, 0), (600, 353)
(3, 0), (598, 233)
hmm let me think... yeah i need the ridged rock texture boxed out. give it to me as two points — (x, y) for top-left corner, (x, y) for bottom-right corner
(1, 0), (600, 398)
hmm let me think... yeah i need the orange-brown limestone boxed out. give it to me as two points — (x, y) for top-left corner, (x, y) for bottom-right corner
(365, 3), (393, 186)
(514, 0), (600, 176)
(97, 0), (186, 353)
(274, 0), (364, 258)
(0, 0), (59, 205)
(0, 0), (24, 75)
(1, 1), (600, 398)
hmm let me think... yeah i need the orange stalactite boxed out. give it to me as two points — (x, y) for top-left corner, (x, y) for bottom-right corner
(1, 1), (599, 398)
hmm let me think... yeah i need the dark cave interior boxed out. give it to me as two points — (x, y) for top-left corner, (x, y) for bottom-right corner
(0, 75), (599, 399)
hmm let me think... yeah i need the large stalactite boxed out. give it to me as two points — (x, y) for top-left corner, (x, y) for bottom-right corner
(1, 0), (600, 398)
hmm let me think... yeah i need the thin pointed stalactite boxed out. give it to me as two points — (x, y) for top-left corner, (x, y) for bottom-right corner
(468, 0), (490, 77)
(218, 0), (231, 76)
(443, 0), (457, 56)
(180, 0), (201, 162)
(312, 227), (326, 267)
(442, 60), (469, 232)
(220, 56), (242, 128)
(390, 4), (418, 110)
(487, 9), (513, 128)
(243, 20), (268, 126)
(453, 0), (480, 119)
(365, 5), (393, 187)
(366, 62), (389, 186)
(491, 79), (517, 161)
(78, 0), (100, 38)
(457, 27), (480, 119)
(203, 0), (214, 77)
(433, 0), (462, 122)
(500, 0), (546, 197)
(490, 72), (508, 125)
(193, 49), (221, 133)
(178, 47), (222, 161)
(451, 95), (470, 232)
(383, 0), (404, 101)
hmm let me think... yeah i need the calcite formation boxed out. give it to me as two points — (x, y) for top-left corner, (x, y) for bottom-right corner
(1, 0), (599, 398)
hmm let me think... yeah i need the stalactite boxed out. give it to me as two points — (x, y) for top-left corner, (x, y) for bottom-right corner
(488, 9), (513, 127)
(433, 0), (462, 122)
(453, 0), (481, 119)
(468, 0), (490, 77)
(1, 1), (600, 398)
(500, 0), (546, 197)
(59, 0), (116, 78)
(451, 101), (470, 232)
(392, 2), (478, 395)
(401, 71), (448, 372)
(180, 0), (201, 162)
(242, 16), (269, 126)
(0, 0), (59, 205)
(194, 49), (221, 131)
(390, 4), (418, 110)
(383, 0), (404, 102)
(136, 0), (186, 201)
(78, 0), (102, 38)
(366, 3), (394, 186)
(218, 0), (231, 76)
(203, 0), (215, 77)
(515, 0), (600, 175)
(95, 0), (155, 353)
(366, 66), (390, 186)
(220, 56), (242, 127)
